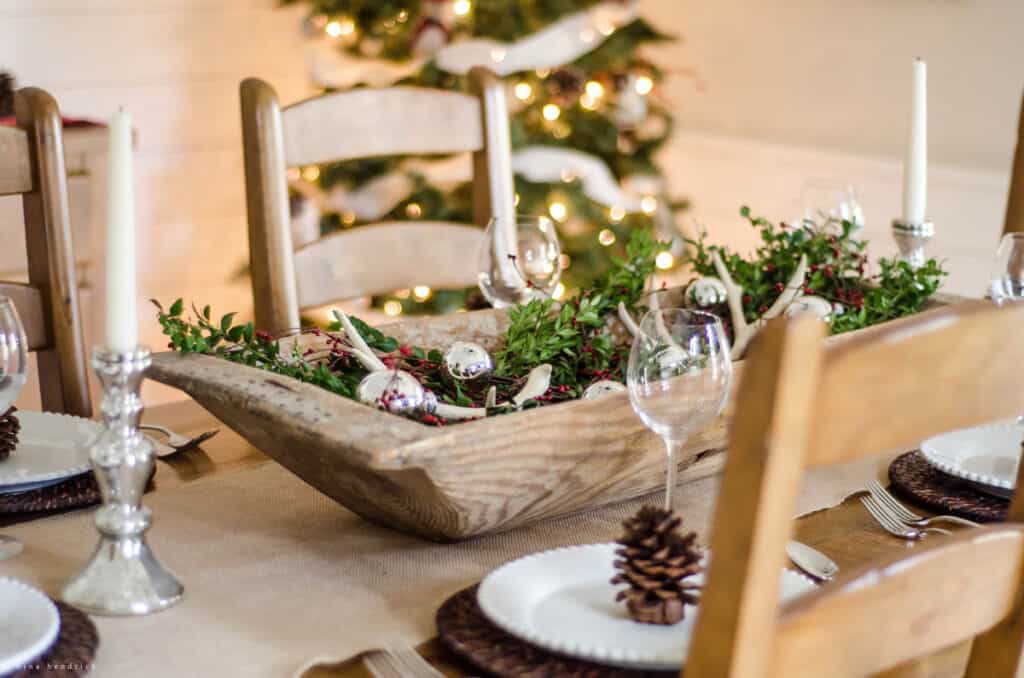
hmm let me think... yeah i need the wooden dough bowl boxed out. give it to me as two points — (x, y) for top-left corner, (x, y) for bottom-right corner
(147, 294), (957, 541)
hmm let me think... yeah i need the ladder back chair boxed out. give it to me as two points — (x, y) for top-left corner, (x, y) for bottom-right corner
(686, 300), (1024, 678)
(1006, 88), (1024, 235)
(0, 88), (90, 417)
(240, 67), (514, 332)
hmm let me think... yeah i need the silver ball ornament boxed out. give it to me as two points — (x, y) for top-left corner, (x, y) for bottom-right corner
(443, 341), (494, 381)
(685, 277), (728, 308)
(357, 370), (424, 414)
(784, 295), (833, 322)
(582, 380), (627, 399)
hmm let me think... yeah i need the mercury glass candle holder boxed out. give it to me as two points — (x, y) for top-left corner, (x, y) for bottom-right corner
(62, 346), (183, 616)
(891, 219), (934, 270)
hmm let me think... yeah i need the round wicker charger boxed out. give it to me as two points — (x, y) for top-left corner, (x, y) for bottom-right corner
(8, 602), (98, 678)
(0, 473), (99, 516)
(436, 585), (676, 678)
(888, 451), (1008, 523)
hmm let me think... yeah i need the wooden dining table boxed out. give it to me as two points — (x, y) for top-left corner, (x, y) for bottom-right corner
(3, 398), (974, 677)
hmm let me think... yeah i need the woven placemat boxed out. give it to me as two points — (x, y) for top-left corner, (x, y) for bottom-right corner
(0, 473), (99, 516)
(6, 602), (98, 678)
(888, 451), (1008, 523)
(436, 585), (675, 677)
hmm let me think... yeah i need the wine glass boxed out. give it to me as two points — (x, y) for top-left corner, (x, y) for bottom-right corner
(990, 233), (1024, 302)
(800, 180), (864, 238)
(0, 297), (28, 560)
(477, 215), (563, 307)
(627, 309), (732, 510)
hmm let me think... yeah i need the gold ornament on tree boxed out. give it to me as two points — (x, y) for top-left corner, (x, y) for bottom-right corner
(611, 505), (703, 625)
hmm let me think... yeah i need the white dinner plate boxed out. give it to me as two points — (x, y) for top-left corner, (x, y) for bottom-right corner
(920, 419), (1021, 491)
(0, 577), (60, 674)
(0, 411), (100, 489)
(477, 543), (817, 671)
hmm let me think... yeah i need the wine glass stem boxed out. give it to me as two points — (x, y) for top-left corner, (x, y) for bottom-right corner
(663, 437), (681, 511)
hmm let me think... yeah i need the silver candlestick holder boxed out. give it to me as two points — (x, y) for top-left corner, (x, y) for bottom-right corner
(63, 346), (183, 616)
(891, 219), (934, 270)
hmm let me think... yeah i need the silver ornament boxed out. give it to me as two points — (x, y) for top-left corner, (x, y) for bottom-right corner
(582, 380), (627, 399)
(443, 341), (494, 380)
(357, 370), (424, 413)
(685, 277), (728, 308)
(784, 295), (833, 321)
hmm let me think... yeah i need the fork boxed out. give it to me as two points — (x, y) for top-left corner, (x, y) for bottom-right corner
(363, 642), (444, 678)
(867, 479), (980, 529)
(861, 495), (952, 540)
(139, 425), (219, 457)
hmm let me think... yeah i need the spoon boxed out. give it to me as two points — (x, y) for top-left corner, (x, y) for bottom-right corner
(786, 541), (838, 581)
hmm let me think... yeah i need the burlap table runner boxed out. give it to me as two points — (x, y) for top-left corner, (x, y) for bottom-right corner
(0, 453), (892, 677)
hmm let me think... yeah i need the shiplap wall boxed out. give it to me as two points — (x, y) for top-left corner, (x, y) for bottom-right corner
(2, 0), (315, 404)
(2, 0), (1019, 408)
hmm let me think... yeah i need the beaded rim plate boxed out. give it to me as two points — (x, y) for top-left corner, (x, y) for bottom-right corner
(920, 419), (1021, 491)
(0, 412), (100, 490)
(477, 543), (816, 671)
(0, 577), (60, 675)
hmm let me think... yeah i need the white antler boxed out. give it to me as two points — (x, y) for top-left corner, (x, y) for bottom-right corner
(331, 309), (387, 371)
(712, 251), (808, 359)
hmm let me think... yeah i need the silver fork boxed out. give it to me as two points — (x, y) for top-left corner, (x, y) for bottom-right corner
(861, 495), (952, 540)
(364, 642), (444, 678)
(867, 479), (979, 528)
(139, 425), (219, 457)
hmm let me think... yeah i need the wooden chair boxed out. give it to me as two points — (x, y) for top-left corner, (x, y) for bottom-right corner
(240, 67), (514, 332)
(1005, 88), (1024, 235)
(686, 300), (1024, 678)
(0, 88), (90, 417)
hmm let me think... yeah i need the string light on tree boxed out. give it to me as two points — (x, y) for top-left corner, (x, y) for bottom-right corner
(635, 75), (654, 95)
(514, 82), (533, 101)
(549, 201), (568, 222)
(598, 229), (616, 246)
(405, 202), (423, 218)
(383, 300), (403, 316)
(325, 17), (355, 38)
(609, 205), (626, 223)
(553, 282), (567, 300)
(656, 251), (675, 270)
(453, 0), (472, 17)
(585, 81), (605, 99)
(302, 166), (320, 182)
(413, 285), (432, 301)
(640, 195), (658, 215)
(341, 210), (357, 226)
(542, 104), (561, 121)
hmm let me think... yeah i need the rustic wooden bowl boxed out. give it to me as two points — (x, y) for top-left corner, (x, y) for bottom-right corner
(148, 295), (960, 541)
(147, 305), (732, 541)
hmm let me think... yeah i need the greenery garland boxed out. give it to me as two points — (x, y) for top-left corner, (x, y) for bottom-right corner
(156, 209), (946, 424)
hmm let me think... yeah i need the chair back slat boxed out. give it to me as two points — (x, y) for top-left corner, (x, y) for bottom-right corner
(807, 301), (1024, 467)
(281, 88), (483, 167)
(0, 282), (49, 351)
(1005, 89), (1024, 234)
(772, 526), (1024, 678)
(0, 126), (32, 196)
(294, 221), (482, 308)
(686, 301), (1024, 678)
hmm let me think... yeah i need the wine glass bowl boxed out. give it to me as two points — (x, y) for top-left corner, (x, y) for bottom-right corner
(627, 309), (732, 509)
(990, 233), (1024, 302)
(477, 215), (563, 308)
(800, 180), (864, 237)
(0, 297), (28, 412)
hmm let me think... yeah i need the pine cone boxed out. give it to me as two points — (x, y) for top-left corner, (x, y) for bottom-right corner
(611, 505), (703, 625)
(0, 72), (14, 118)
(0, 406), (19, 462)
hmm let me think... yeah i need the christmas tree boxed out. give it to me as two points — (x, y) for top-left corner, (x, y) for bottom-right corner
(281, 0), (683, 316)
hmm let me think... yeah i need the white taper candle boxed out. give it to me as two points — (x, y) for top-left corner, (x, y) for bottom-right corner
(104, 110), (138, 352)
(902, 58), (928, 225)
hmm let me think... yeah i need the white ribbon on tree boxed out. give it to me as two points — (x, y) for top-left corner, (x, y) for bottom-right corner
(306, 1), (638, 88)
